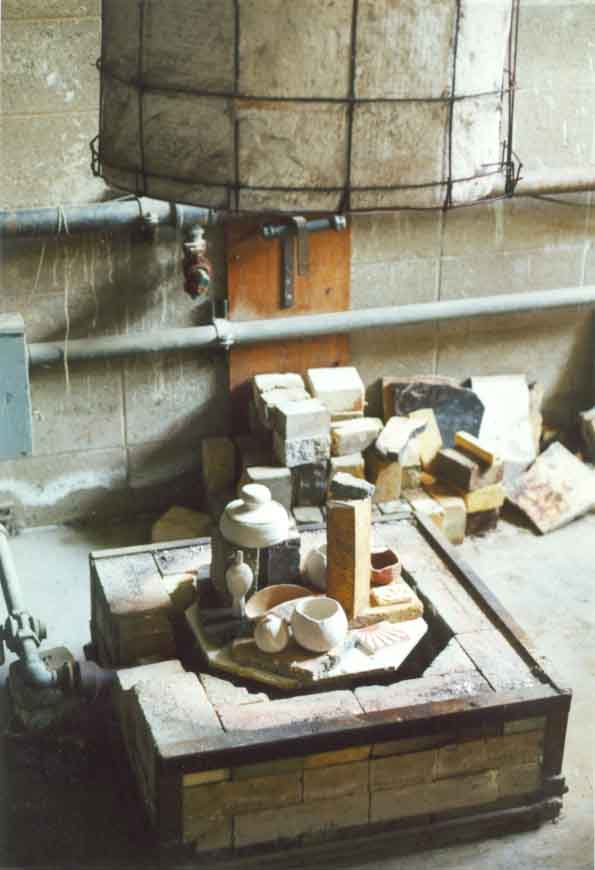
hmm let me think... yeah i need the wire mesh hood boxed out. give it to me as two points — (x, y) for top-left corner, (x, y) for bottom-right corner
(94, 0), (521, 214)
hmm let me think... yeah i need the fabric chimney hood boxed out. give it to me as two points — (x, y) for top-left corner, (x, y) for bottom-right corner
(95, 0), (520, 214)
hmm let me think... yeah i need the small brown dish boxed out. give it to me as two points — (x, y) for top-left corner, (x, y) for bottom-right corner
(370, 547), (402, 587)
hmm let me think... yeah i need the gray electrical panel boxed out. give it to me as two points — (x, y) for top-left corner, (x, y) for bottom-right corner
(0, 314), (33, 460)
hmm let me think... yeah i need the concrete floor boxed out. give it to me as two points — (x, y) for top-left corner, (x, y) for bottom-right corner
(0, 514), (593, 870)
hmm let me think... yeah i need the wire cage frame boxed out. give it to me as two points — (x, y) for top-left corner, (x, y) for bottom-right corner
(93, 0), (522, 214)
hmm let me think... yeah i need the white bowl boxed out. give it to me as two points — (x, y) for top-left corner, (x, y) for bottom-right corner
(291, 596), (348, 654)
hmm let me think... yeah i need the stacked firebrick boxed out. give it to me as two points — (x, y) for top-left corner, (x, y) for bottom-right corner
(152, 366), (506, 547)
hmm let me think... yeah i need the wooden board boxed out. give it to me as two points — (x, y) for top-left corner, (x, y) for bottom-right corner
(226, 218), (351, 432)
(226, 219), (351, 320)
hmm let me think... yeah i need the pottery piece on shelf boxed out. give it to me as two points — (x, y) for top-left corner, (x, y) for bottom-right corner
(352, 620), (411, 655)
(245, 584), (312, 622)
(220, 484), (289, 549)
(370, 581), (414, 608)
(291, 596), (348, 653)
(254, 613), (291, 654)
(305, 544), (327, 591)
(225, 551), (254, 618)
(370, 547), (402, 587)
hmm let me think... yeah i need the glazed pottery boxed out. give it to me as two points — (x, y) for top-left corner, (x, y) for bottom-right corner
(225, 551), (254, 618)
(305, 544), (327, 591)
(245, 584), (312, 622)
(220, 484), (289, 549)
(370, 547), (402, 587)
(254, 613), (290, 654)
(291, 596), (348, 653)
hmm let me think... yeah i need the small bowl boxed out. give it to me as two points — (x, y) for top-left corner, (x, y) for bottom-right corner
(370, 548), (402, 587)
(291, 596), (348, 654)
(245, 584), (311, 622)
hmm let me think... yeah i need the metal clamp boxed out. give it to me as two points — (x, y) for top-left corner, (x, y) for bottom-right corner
(261, 215), (347, 310)
(212, 318), (235, 351)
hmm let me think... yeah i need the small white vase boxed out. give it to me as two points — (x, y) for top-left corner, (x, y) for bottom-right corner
(254, 613), (290, 654)
(305, 545), (327, 591)
(291, 596), (348, 654)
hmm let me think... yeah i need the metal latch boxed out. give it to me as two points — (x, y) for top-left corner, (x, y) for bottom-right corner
(261, 215), (347, 309)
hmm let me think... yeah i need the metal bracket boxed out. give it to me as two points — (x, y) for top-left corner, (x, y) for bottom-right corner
(261, 215), (347, 310)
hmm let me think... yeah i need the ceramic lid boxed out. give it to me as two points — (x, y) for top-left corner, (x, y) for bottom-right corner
(219, 484), (289, 549)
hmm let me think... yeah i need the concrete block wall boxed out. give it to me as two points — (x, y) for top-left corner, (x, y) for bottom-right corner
(0, 1), (593, 525)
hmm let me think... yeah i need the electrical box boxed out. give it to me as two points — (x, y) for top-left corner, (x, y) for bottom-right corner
(0, 314), (33, 460)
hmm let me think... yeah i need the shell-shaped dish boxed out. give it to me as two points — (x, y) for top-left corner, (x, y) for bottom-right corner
(353, 620), (410, 654)
(245, 584), (312, 622)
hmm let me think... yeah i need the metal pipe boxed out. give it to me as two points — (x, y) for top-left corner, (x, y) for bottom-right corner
(28, 286), (595, 367)
(0, 198), (216, 239)
(0, 524), (26, 614)
(0, 524), (115, 696)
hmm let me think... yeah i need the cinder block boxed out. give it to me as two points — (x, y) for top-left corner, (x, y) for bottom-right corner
(201, 437), (236, 494)
(31, 360), (124, 456)
(0, 113), (106, 207)
(123, 351), (229, 447)
(2, 19), (99, 115)
(307, 366), (365, 418)
(273, 432), (330, 468)
(272, 398), (330, 439)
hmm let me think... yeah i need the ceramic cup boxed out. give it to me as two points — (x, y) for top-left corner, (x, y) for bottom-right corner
(370, 547), (402, 586)
(305, 544), (327, 591)
(291, 596), (348, 653)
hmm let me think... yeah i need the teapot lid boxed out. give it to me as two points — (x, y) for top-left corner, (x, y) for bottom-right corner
(220, 484), (289, 548)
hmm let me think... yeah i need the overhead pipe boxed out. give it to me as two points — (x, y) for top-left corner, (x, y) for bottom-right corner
(1, 166), (594, 240)
(27, 286), (595, 367)
(0, 197), (217, 239)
